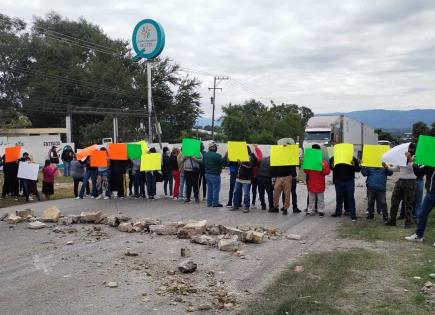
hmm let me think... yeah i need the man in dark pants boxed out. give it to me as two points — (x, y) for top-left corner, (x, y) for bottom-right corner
(330, 156), (361, 221)
(226, 161), (238, 208)
(257, 156), (274, 210)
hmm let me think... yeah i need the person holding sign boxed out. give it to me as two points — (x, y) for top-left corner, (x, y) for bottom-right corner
(95, 148), (110, 200)
(1, 154), (19, 200)
(231, 146), (257, 213)
(330, 147), (361, 221)
(405, 166), (435, 244)
(182, 150), (202, 204)
(203, 141), (226, 207)
(304, 144), (330, 216)
(361, 162), (393, 222)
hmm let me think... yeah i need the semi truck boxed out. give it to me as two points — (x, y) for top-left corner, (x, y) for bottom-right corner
(302, 115), (378, 157)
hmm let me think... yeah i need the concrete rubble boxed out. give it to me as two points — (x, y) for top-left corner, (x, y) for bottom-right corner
(150, 224), (178, 235)
(16, 209), (34, 218)
(177, 220), (207, 239)
(28, 221), (47, 229)
(41, 206), (61, 223)
(5, 214), (22, 224)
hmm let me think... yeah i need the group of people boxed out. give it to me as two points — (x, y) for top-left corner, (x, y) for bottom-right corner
(1, 140), (434, 245)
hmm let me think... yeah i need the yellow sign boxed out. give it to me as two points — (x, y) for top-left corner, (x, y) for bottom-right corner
(333, 143), (354, 165)
(137, 140), (149, 153)
(270, 145), (299, 166)
(227, 141), (249, 162)
(140, 153), (161, 171)
(361, 145), (390, 167)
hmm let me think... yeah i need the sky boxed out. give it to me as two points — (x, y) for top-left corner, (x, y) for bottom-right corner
(1, 0), (435, 117)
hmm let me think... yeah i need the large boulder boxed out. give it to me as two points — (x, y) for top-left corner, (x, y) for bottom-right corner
(16, 209), (34, 218)
(42, 206), (61, 223)
(149, 224), (178, 235)
(80, 211), (103, 223)
(218, 238), (241, 252)
(6, 214), (22, 224)
(177, 220), (207, 239)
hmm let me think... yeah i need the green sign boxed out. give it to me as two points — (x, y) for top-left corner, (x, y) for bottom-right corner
(302, 148), (323, 171)
(415, 135), (435, 167)
(127, 143), (142, 160)
(182, 138), (201, 158)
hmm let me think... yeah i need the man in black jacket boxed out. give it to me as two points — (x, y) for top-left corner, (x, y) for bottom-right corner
(330, 156), (361, 221)
(405, 166), (435, 244)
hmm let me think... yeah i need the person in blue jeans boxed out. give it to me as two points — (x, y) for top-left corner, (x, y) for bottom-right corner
(78, 157), (98, 199)
(329, 155), (361, 221)
(203, 141), (226, 207)
(405, 166), (434, 244)
(226, 162), (238, 207)
(231, 146), (257, 213)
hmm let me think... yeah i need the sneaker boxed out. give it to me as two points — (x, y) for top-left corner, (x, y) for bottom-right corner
(351, 219), (356, 222)
(268, 207), (279, 213)
(318, 212), (324, 217)
(243, 207), (250, 213)
(226, 203), (233, 208)
(103, 196), (109, 200)
(90, 196), (95, 199)
(28, 196), (34, 201)
(75, 196), (82, 200)
(331, 213), (341, 217)
(293, 208), (301, 213)
(229, 207), (239, 211)
(172, 197), (178, 201)
(96, 195), (103, 200)
(306, 211), (312, 216)
(405, 234), (423, 242)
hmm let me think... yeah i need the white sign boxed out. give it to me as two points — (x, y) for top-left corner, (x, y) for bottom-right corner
(382, 142), (410, 167)
(17, 161), (40, 181)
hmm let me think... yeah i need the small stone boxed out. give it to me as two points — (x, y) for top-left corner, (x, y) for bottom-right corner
(58, 216), (73, 226)
(16, 209), (34, 218)
(42, 206), (61, 222)
(218, 238), (240, 252)
(149, 224), (178, 235)
(66, 241), (74, 245)
(28, 221), (47, 229)
(124, 248), (139, 256)
(197, 304), (213, 311)
(286, 234), (302, 240)
(167, 269), (176, 275)
(106, 281), (118, 288)
(178, 259), (197, 273)
(224, 303), (234, 310)
(413, 276), (421, 280)
(6, 214), (22, 224)
(424, 281), (433, 288)
(293, 265), (304, 273)
(180, 247), (192, 257)
(118, 222), (134, 233)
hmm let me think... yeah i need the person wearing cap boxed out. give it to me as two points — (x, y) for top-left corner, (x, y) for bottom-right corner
(203, 141), (226, 207)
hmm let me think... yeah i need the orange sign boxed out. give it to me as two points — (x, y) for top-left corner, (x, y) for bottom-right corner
(90, 150), (108, 167)
(5, 146), (22, 163)
(108, 143), (127, 160)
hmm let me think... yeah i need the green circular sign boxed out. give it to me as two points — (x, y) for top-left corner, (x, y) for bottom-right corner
(132, 19), (165, 60)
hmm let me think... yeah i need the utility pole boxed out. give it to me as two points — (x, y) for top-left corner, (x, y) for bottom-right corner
(208, 76), (229, 140)
(147, 61), (153, 144)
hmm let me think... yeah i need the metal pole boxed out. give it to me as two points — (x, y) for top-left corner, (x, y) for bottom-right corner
(147, 61), (153, 144)
(65, 114), (72, 143)
(211, 77), (217, 140)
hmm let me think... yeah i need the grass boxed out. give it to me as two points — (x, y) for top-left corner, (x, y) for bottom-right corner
(0, 173), (74, 209)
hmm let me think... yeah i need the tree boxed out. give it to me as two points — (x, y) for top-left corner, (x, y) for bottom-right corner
(375, 128), (398, 143)
(0, 12), (202, 144)
(412, 121), (430, 143)
(221, 99), (309, 144)
(430, 122), (435, 137)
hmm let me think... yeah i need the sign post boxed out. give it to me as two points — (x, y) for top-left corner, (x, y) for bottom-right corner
(132, 19), (165, 144)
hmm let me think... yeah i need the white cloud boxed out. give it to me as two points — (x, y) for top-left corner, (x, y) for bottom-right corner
(1, 0), (435, 116)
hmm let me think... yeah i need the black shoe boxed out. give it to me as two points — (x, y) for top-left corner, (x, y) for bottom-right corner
(282, 209), (288, 215)
(318, 212), (324, 217)
(229, 207), (239, 211)
(384, 220), (396, 226)
(261, 205), (266, 210)
(268, 207), (279, 213)
(331, 213), (341, 217)
(397, 216), (405, 220)
(293, 208), (302, 213)
(213, 204), (223, 208)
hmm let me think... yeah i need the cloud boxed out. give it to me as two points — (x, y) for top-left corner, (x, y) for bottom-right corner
(1, 0), (435, 115)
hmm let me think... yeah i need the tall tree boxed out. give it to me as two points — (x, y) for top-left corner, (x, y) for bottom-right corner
(412, 121), (429, 143)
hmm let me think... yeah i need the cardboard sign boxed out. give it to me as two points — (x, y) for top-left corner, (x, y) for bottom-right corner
(137, 140), (149, 153)
(140, 153), (161, 171)
(227, 141), (249, 162)
(361, 145), (390, 168)
(270, 145), (299, 166)
(333, 143), (354, 165)
(382, 142), (410, 167)
(302, 149), (323, 171)
(182, 138), (201, 158)
(5, 146), (22, 163)
(90, 150), (108, 167)
(415, 135), (435, 167)
(76, 145), (98, 161)
(127, 144), (142, 160)
(17, 161), (40, 180)
(108, 143), (127, 160)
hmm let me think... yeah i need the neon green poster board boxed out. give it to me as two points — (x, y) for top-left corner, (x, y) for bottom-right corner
(415, 135), (435, 167)
(302, 149), (323, 171)
(182, 138), (201, 158)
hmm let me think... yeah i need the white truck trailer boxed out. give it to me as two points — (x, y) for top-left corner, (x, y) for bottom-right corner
(302, 115), (378, 158)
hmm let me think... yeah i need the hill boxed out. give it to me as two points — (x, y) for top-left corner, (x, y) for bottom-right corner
(321, 109), (435, 131)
